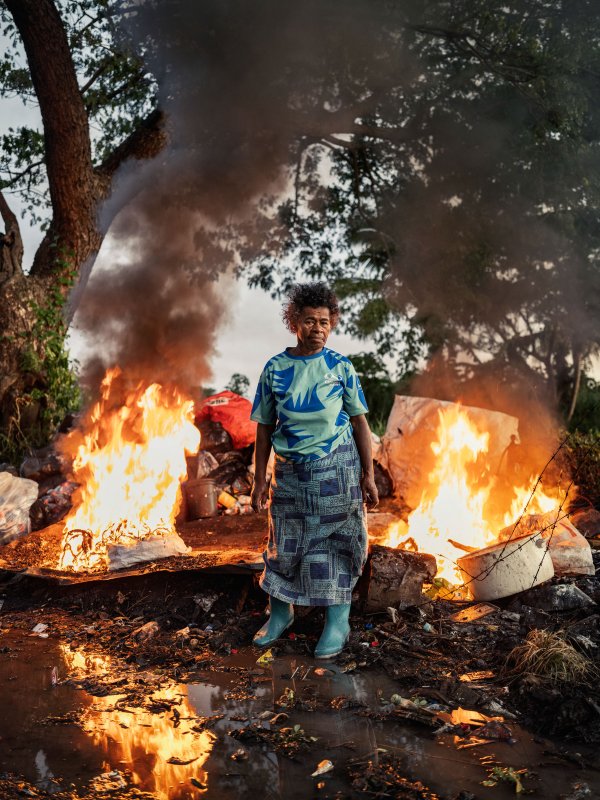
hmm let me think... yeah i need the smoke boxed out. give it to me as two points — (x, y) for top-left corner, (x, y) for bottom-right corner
(74, 0), (420, 394)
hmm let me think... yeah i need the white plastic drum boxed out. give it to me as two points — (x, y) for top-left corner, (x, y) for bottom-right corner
(457, 531), (555, 601)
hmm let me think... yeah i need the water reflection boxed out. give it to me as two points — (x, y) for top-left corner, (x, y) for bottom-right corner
(61, 644), (216, 798)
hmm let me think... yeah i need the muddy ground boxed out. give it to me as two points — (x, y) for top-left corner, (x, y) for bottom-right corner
(0, 507), (599, 799)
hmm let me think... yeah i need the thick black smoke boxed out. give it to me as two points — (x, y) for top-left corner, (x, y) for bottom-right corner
(75, 0), (420, 392)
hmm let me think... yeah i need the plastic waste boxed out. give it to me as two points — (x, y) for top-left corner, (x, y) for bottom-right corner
(0, 471), (39, 544)
(311, 760), (334, 777)
(196, 450), (219, 478)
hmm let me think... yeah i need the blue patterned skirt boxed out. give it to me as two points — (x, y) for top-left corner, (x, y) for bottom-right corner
(260, 440), (368, 606)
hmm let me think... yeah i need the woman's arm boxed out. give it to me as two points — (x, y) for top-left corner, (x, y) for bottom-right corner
(350, 414), (379, 509)
(251, 422), (276, 512)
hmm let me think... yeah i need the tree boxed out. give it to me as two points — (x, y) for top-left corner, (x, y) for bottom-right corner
(225, 373), (250, 397)
(0, 0), (163, 457)
(246, 0), (600, 420)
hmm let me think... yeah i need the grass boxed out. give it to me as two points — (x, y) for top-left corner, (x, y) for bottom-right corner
(507, 629), (595, 685)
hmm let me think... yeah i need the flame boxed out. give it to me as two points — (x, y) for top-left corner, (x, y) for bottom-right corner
(58, 368), (200, 572)
(61, 645), (214, 797)
(377, 406), (559, 583)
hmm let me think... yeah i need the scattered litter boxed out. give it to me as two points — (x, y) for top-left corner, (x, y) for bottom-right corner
(191, 777), (207, 790)
(132, 620), (160, 641)
(387, 606), (399, 624)
(89, 770), (127, 792)
(256, 649), (274, 666)
(31, 623), (49, 637)
(311, 759), (334, 777)
(51, 666), (58, 686)
(314, 668), (334, 677)
(459, 670), (495, 682)
(482, 765), (529, 794)
(194, 592), (219, 612)
(422, 622), (434, 633)
(451, 603), (499, 623)
(231, 748), (248, 761)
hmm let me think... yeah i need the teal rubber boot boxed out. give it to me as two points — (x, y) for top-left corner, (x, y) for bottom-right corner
(314, 604), (351, 659)
(253, 596), (294, 647)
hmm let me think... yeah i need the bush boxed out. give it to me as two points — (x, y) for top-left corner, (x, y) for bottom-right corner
(566, 430), (600, 509)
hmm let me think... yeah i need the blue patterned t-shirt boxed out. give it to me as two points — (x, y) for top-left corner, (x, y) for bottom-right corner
(250, 347), (369, 461)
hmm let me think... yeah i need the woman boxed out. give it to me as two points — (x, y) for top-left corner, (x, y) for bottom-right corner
(250, 283), (379, 659)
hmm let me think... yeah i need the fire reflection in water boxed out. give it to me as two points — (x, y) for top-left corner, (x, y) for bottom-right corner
(61, 645), (215, 798)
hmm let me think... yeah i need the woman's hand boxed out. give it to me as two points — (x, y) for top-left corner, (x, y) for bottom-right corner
(251, 478), (270, 512)
(360, 473), (379, 510)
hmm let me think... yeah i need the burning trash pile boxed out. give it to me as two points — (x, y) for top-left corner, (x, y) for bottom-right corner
(371, 397), (597, 601)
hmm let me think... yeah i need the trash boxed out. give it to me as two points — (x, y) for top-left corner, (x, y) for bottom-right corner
(194, 592), (219, 612)
(175, 627), (190, 638)
(476, 720), (515, 742)
(89, 770), (128, 792)
(132, 621), (160, 641)
(196, 391), (257, 449)
(231, 748), (248, 761)
(30, 480), (78, 531)
(194, 419), (233, 453)
(457, 531), (554, 602)
(376, 397), (519, 509)
(422, 622), (433, 633)
(256, 649), (274, 666)
(191, 777), (207, 790)
(451, 603), (499, 623)
(311, 759), (334, 777)
(387, 606), (399, 624)
(370, 640), (380, 647)
(481, 766), (529, 794)
(425, 576), (467, 601)
(0, 471), (39, 544)
(361, 544), (437, 612)
(31, 623), (49, 637)
(195, 450), (219, 478)
(217, 490), (237, 509)
(167, 756), (198, 765)
(314, 668), (334, 677)
(107, 533), (190, 570)
(519, 583), (595, 612)
(459, 670), (495, 682)
(51, 666), (58, 686)
(499, 513), (595, 577)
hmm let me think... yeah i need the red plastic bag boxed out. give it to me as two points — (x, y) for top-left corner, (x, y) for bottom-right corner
(196, 391), (257, 450)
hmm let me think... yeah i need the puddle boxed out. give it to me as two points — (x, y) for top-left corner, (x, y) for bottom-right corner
(0, 631), (598, 798)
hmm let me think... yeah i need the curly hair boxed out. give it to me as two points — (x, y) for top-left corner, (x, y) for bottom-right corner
(282, 282), (340, 332)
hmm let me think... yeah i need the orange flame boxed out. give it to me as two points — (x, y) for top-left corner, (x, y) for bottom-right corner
(378, 406), (559, 583)
(58, 368), (200, 572)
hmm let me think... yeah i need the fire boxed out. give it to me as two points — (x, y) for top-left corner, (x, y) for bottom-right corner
(378, 406), (559, 583)
(58, 368), (200, 572)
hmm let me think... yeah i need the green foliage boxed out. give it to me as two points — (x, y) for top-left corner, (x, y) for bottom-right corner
(244, 1), (600, 411)
(0, 0), (157, 219)
(348, 351), (396, 434)
(225, 372), (250, 397)
(24, 251), (81, 444)
(567, 430), (600, 509)
(569, 376), (600, 434)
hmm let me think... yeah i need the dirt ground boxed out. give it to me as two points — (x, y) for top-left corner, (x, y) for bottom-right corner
(0, 507), (599, 799)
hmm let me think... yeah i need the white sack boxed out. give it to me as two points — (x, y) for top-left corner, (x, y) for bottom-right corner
(378, 396), (520, 509)
(107, 533), (190, 571)
(0, 471), (39, 544)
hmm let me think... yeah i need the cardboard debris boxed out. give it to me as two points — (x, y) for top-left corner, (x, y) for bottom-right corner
(451, 603), (499, 623)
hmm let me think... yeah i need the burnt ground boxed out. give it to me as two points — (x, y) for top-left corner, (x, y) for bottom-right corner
(0, 504), (599, 799)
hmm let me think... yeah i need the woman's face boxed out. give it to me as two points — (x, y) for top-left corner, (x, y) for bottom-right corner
(293, 306), (332, 352)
